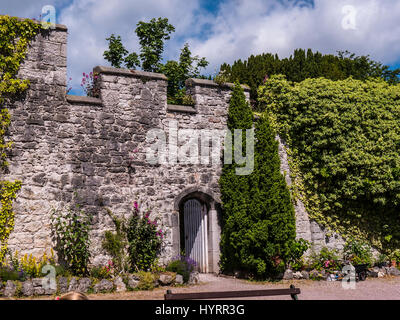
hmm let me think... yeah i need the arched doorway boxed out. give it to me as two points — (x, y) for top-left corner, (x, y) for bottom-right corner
(174, 187), (221, 273)
(181, 198), (209, 273)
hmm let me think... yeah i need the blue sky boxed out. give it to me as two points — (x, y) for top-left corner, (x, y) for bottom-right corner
(1, 0), (400, 95)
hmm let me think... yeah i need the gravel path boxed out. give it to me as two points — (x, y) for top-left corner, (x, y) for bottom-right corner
(9, 273), (400, 300)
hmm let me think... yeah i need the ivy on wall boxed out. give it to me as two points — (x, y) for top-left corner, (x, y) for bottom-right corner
(0, 15), (42, 264)
(258, 75), (400, 253)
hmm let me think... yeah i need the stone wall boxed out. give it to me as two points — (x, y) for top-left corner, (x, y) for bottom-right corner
(3, 21), (348, 271)
(4, 24), (252, 268)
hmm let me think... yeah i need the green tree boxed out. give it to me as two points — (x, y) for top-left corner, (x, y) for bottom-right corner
(161, 43), (209, 103)
(103, 34), (140, 69)
(103, 18), (209, 104)
(220, 49), (400, 109)
(135, 17), (175, 72)
(219, 82), (297, 277)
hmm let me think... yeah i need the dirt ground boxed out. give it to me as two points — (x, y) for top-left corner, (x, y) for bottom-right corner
(6, 273), (400, 300)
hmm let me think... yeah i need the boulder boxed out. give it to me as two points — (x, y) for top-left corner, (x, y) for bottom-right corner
(94, 279), (114, 293)
(301, 271), (310, 280)
(78, 278), (92, 293)
(367, 269), (379, 278)
(388, 267), (400, 276)
(189, 271), (200, 285)
(4, 281), (17, 297)
(114, 277), (126, 293)
(32, 278), (45, 295)
(127, 275), (139, 290)
(283, 269), (293, 280)
(22, 280), (34, 296)
(293, 271), (303, 280)
(57, 277), (69, 294)
(159, 274), (174, 286)
(175, 274), (184, 285)
(68, 277), (79, 292)
(378, 272), (385, 278)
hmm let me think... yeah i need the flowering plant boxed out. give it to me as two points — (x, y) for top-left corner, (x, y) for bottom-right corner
(166, 255), (197, 283)
(81, 71), (100, 97)
(126, 202), (164, 272)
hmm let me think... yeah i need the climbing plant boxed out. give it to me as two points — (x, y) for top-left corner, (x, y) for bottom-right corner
(258, 75), (400, 253)
(0, 15), (42, 264)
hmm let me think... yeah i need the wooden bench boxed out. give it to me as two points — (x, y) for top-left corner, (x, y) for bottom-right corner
(164, 284), (300, 300)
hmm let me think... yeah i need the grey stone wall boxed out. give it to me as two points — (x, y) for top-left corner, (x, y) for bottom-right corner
(4, 25), (253, 266)
(4, 21), (350, 269)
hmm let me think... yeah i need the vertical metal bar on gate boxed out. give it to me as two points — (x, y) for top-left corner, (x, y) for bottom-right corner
(183, 199), (208, 273)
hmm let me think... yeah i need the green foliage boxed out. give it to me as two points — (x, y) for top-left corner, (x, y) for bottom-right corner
(310, 247), (341, 271)
(161, 43), (209, 103)
(0, 181), (22, 264)
(343, 239), (373, 266)
(102, 208), (129, 273)
(286, 239), (310, 270)
(166, 255), (197, 283)
(219, 83), (297, 278)
(135, 270), (157, 290)
(389, 249), (400, 263)
(135, 17), (175, 72)
(90, 264), (113, 279)
(10, 250), (56, 278)
(126, 203), (163, 272)
(103, 34), (140, 69)
(0, 16), (41, 264)
(259, 75), (400, 251)
(51, 205), (92, 276)
(221, 49), (400, 109)
(103, 17), (208, 104)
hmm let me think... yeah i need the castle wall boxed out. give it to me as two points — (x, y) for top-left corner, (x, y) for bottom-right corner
(3, 22), (345, 270)
(4, 25), (251, 267)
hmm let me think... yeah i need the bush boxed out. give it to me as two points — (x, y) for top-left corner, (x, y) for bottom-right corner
(343, 239), (373, 266)
(9, 250), (56, 279)
(0, 266), (20, 281)
(126, 202), (164, 272)
(51, 204), (92, 276)
(135, 271), (157, 290)
(102, 208), (129, 274)
(90, 262), (113, 279)
(166, 255), (197, 283)
(287, 239), (310, 271)
(310, 247), (342, 272)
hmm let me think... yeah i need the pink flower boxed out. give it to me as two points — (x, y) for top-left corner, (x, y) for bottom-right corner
(134, 201), (139, 210)
(83, 72), (86, 76)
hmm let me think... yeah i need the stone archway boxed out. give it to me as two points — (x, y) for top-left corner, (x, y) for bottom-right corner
(173, 187), (221, 273)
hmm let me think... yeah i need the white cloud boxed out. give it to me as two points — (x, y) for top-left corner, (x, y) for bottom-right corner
(1, 0), (400, 94)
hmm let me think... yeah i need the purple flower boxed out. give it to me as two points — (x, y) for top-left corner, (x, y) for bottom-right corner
(134, 201), (139, 210)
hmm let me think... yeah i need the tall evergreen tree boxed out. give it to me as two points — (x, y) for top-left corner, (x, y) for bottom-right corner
(219, 83), (297, 277)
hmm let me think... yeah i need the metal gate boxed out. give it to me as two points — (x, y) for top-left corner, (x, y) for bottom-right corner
(183, 199), (208, 273)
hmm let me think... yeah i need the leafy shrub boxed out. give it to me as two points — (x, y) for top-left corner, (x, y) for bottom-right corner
(310, 247), (342, 271)
(9, 250), (56, 279)
(343, 239), (373, 266)
(166, 255), (197, 283)
(135, 271), (157, 290)
(126, 202), (164, 272)
(287, 239), (310, 271)
(389, 249), (400, 264)
(259, 75), (400, 250)
(0, 266), (20, 281)
(102, 208), (129, 274)
(51, 205), (92, 276)
(90, 262), (113, 279)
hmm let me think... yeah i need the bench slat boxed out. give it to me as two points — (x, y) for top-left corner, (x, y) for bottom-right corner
(164, 287), (301, 300)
